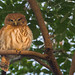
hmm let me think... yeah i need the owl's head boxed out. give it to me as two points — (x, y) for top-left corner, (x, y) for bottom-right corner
(4, 13), (27, 26)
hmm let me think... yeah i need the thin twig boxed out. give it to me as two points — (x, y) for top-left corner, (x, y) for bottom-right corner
(10, 55), (52, 71)
(31, 57), (52, 71)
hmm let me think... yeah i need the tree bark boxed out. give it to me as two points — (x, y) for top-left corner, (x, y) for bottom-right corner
(10, 56), (52, 71)
(69, 52), (75, 75)
(0, 50), (47, 60)
(27, 0), (62, 75)
(30, 56), (53, 72)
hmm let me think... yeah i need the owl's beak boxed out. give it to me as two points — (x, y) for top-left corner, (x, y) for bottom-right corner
(14, 21), (18, 25)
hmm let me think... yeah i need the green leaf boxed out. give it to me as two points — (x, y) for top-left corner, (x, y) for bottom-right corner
(63, 42), (71, 50)
(69, 25), (75, 34)
(0, 1), (6, 7)
(34, 41), (43, 45)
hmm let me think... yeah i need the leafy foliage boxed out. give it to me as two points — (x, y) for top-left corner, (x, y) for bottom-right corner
(0, 0), (75, 75)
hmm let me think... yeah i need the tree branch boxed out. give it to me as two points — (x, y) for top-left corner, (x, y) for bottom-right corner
(28, 0), (52, 49)
(27, 0), (62, 75)
(0, 50), (47, 60)
(10, 56), (52, 71)
(32, 57), (53, 71)
(1, 50), (51, 71)
(69, 52), (75, 75)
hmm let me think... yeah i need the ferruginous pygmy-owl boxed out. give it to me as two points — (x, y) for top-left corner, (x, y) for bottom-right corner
(0, 13), (33, 71)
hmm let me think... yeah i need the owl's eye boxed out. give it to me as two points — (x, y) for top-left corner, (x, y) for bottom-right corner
(10, 19), (13, 22)
(8, 19), (13, 22)
(18, 18), (22, 21)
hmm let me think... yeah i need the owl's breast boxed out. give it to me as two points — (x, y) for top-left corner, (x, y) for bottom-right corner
(0, 25), (33, 50)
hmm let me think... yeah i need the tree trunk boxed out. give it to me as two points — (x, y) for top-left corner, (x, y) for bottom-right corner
(27, 0), (62, 75)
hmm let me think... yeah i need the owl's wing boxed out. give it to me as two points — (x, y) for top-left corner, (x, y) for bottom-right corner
(0, 25), (10, 71)
(0, 26), (6, 48)
(0, 26), (6, 36)
(0, 26), (7, 47)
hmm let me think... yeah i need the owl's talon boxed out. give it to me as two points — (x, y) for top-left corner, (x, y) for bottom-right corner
(16, 49), (21, 54)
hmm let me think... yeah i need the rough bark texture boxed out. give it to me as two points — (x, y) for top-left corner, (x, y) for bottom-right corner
(27, 0), (62, 75)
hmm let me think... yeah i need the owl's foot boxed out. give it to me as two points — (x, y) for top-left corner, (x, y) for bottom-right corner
(16, 49), (21, 54)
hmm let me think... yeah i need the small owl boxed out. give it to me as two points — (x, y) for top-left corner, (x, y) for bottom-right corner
(0, 13), (33, 71)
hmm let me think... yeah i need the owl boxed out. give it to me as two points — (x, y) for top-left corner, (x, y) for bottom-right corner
(0, 13), (33, 71)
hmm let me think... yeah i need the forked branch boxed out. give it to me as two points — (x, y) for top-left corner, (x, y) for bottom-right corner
(0, 50), (52, 71)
